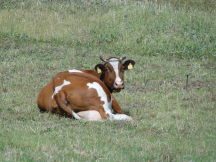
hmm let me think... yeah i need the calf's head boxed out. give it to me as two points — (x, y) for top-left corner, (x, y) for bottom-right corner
(95, 56), (135, 92)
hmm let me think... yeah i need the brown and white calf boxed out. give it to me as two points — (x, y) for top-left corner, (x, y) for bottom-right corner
(37, 57), (135, 121)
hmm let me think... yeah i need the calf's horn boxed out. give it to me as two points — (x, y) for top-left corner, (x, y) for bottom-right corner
(99, 56), (107, 62)
(120, 56), (126, 61)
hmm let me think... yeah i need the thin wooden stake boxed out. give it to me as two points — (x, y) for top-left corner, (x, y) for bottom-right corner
(186, 74), (189, 91)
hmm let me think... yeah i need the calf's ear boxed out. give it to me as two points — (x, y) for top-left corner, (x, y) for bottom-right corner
(95, 64), (106, 73)
(123, 60), (135, 70)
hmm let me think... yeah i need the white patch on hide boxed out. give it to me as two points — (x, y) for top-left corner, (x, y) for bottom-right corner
(68, 69), (83, 73)
(52, 80), (71, 98)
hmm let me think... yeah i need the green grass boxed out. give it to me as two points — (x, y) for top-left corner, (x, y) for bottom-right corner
(0, 0), (216, 161)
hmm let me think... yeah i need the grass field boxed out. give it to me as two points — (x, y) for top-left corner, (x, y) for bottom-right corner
(0, 0), (216, 161)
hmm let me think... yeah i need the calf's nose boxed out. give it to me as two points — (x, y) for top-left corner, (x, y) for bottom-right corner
(114, 80), (124, 88)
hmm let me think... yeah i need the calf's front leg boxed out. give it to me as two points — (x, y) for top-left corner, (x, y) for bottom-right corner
(111, 95), (123, 114)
